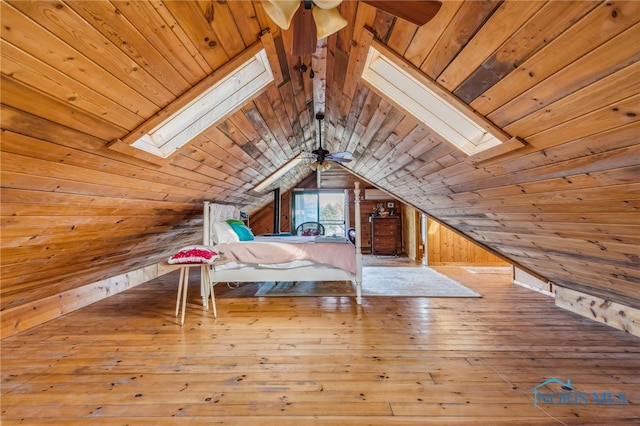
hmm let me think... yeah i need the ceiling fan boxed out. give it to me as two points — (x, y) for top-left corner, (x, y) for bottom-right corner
(263, 0), (443, 55)
(307, 112), (352, 171)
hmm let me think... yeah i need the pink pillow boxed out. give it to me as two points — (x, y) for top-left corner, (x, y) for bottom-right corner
(302, 228), (321, 236)
(168, 245), (219, 264)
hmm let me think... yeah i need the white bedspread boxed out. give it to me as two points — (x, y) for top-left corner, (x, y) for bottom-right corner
(215, 237), (356, 273)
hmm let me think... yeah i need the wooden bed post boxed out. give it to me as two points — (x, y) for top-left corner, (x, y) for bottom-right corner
(203, 201), (210, 246)
(202, 201), (211, 308)
(354, 182), (363, 304)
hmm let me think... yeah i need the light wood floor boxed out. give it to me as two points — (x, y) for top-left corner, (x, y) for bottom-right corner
(2, 260), (639, 425)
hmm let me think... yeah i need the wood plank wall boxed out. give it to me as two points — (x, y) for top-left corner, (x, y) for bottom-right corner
(427, 219), (509, 266)
(250, 174), (316, 235)
(1, 1), (638, 333)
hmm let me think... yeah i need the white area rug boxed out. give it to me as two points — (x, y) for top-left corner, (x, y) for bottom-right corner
(254, 266), (481, 298)
(462, 266), (513, 274)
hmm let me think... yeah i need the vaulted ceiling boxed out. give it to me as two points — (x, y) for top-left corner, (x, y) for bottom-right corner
(1, 1), (639, 314)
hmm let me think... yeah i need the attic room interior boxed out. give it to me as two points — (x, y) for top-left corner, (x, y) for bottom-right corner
(1, 0), (638, 423)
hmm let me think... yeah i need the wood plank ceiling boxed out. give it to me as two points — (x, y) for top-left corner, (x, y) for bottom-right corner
(1, 1), (639, 313)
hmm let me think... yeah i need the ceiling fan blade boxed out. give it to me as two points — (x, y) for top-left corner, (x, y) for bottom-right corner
(326, 151), (353, 162)
(291, 4), (317, 56)
(327, 156), (352, 163)
(362, 0), (442, 26)
(327, 151), (352, 158)
(262, 0), (300, 29)
(312, 6), (348, 39)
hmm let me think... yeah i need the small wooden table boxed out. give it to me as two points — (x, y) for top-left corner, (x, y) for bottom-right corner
(175, 263), (217, 325)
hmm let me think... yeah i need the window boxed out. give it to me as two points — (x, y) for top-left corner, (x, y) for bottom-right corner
(361, 42), (514, 156)
(292, 190), (347, 236)
(131, 49), (274, 158)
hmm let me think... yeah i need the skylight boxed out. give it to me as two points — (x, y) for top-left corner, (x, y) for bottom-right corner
(253, 154), (304, 193)
(361, 44), (508, 156)
(131, 49), (274, 158)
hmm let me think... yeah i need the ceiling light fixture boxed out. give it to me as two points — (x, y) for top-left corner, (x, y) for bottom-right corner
(309, 161), (331, 172)
(263, 1), (442, 56)
(262, 0), (347, 41)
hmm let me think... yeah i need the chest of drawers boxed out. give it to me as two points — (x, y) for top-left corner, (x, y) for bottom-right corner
(371, 216), (400, 255)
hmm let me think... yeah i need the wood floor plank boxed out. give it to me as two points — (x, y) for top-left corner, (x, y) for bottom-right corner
(1, 261), (639, 424)
(2, 417), (625, 426)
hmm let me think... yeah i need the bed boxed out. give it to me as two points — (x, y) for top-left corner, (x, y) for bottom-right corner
(199, 183), (363, 313)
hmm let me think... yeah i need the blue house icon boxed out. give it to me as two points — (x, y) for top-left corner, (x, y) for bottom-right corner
(530, 378), (574, 407)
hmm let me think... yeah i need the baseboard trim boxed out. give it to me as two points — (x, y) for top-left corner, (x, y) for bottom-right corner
(1, 263), (180, 339)
(555, 286), (639, 337)
(512, 267), (553, 296)
(514, 280), (554, 297)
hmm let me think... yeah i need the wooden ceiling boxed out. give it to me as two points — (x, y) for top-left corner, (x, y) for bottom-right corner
(1, 1), (639, 313)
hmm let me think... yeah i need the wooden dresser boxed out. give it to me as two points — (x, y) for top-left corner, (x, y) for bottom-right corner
(370, 216), (400, 255)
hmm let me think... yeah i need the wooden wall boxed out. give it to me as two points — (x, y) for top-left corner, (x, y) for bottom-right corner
(2, 1), (639, 334)
(250, 173), (316, 235)
(427, 219), (510, 266)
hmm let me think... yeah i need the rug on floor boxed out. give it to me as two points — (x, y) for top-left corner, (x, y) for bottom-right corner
(254, 266), (481, 298)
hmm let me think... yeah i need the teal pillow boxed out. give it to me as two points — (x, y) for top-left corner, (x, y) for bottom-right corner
(230, 223), (254, 241)
(226, 219), (244, 226)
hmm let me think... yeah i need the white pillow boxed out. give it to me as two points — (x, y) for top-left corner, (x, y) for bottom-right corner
(213, 221), (240, 244)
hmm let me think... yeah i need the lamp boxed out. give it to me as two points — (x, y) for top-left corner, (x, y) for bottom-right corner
(312, 6), (347, 39)
(261, 0), (300, 30)
(310, 160), (331, 172)
(263, 0), (347, 40)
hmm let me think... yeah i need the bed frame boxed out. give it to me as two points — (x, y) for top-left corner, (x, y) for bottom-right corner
(200, 182), (363, 313)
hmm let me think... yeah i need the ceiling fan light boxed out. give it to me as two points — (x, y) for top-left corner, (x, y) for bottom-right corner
(310, 161), (318, 171)
(312, 7), (347, 39)
(313, 0), (343, 9)
(320, 161), (331, 172)
(263, 0), (300, 30)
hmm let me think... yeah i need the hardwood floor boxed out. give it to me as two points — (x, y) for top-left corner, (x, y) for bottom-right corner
(2, 260), (639, 425)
